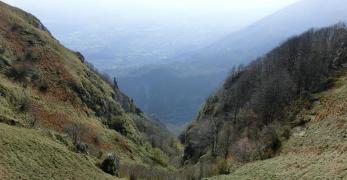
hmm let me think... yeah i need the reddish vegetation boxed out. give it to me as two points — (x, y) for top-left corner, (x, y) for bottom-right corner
(29, 101), (109, 150)
(3, 21), (112, 150)
(5, 31), (25, 53)
(38, 53), (75, 81)
(29, 101), (71, 131)
(99, 142), (112, 151)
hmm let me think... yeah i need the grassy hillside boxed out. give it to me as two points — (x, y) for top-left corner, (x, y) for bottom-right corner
(208, 64), (347, 179)
(0, 1), (180, 179)
(0, 124), (115, 179)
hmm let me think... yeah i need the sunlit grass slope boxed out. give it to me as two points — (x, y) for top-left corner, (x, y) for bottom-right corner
(0, 124), (116, 179)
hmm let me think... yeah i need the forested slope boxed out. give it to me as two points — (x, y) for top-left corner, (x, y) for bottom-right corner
(182, 24), (347, 173)
(209, 63), (347, 179)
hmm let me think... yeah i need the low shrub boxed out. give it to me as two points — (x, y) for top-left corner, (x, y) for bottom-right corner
(119, 163), (183, 180)
(216, 159), (229, 175)
(75, 142), (89, 154)
(107, 117), (128, 136)
(6, 64), (32, 82)
(34, 79), (49, 92)
(74, 51), (85, 63)
(25, 50), (40, 61)
(100, 153), (120, 176)
(151, 148), (169, 167)
(16, 91), (30, 112)
(0, 47), (4, 54)
(64, 123), (89, 145)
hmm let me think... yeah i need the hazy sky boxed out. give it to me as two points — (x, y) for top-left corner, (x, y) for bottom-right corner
(3, 0), (301, 31)
(1, 0), (302, 69)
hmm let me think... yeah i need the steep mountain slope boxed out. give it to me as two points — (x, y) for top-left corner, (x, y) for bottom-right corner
(115, 0), (347, 130)
(0, 1), (179, 179)
(182, 24), (347, 178)
(209, 64), (347, 179)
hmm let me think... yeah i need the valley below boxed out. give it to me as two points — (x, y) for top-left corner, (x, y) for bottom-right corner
(0, 0), (347, 180)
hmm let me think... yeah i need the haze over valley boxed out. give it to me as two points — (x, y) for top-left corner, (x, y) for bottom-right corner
(3, 0), (300, 71)
(0, 0), (347, 179)
(3, 0), (305, 130)
(113, 0), (347, 129)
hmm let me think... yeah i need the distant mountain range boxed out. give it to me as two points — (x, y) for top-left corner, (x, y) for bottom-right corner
(183, 0), (347, 69)
(114, 0), (347, 130)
